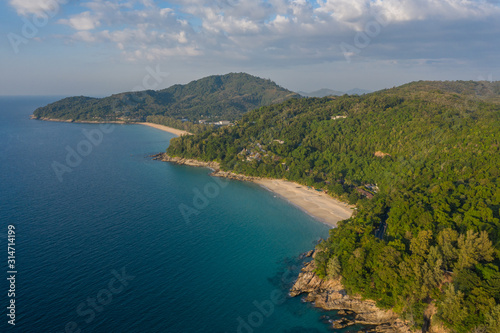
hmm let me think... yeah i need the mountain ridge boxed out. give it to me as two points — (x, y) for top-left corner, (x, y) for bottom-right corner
(299, 88), (372, 97)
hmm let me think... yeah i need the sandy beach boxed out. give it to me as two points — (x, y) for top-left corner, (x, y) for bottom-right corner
(137, 122), (193, 136)
(34, 117), (193, 137)
(253, 179), (354, 227)
(159, 154), (354, 227)
(35, 115), (352, 226)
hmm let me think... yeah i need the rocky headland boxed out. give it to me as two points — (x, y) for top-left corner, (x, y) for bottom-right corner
(290, 253), (416, 333)
(152, 153), (260, 181)
(31, 116), (127, 124)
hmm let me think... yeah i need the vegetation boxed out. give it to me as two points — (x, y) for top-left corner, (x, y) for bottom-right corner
(166, 80), (500, 332)
(32, 73), (299, 126)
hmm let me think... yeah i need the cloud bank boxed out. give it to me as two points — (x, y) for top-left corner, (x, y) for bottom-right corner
(5, 0), (500, 95)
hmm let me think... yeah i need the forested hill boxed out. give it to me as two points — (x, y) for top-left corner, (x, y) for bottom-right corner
(166, 80), (500, 332)
(32, 73), (299, 124)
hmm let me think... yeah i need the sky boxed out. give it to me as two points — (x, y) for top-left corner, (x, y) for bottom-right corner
(1, 0), (499, 96)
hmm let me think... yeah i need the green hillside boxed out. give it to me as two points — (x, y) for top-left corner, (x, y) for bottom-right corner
(32, 73), (299, 126)
(166, 81), (500, 332)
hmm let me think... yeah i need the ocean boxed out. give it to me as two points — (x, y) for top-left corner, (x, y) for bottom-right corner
(0, 96), (356, 332)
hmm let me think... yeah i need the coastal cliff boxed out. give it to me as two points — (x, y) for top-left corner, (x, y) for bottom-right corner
(290, 256), (415, 333)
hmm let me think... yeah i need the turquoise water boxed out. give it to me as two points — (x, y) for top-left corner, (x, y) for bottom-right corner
(0, 97), (350, 332)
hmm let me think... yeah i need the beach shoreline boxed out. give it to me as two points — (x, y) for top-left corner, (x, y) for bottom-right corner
(155, 154), (354, 227)
(136, 122), (192, 136)
(32, 116), (127, 124)
(31, 117), (193, 137)
(253, 178), (353, 227)
(33, 115), (352, 226)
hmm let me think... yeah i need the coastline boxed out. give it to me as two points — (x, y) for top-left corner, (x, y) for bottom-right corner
(34, 115), (407, 331)
(31, 117), (192, 137)
(136, 122), (192, 136)
(154, 154), (354, 228)
(32, 116), (127, 124)
(154, 153), (413, 332)
(290, 254), (415, 333)
(253, 178), (353, 227)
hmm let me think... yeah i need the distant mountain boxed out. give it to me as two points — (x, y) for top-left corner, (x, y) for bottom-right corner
(32, 73), (300, 122)
(298, 89), (344, 97)
(301, 81), (500, 99)
(389, 80), (500, 102)
(299, 88), (371, 97)
(344, 88), (372, 95)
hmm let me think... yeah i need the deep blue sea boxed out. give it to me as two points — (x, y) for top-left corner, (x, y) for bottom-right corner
(0, 97), (358, 332)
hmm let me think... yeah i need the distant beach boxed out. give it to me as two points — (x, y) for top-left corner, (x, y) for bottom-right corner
(136, 122), (192, 137)
(33, 117), (193, 137)
(32, 116), (126, 124)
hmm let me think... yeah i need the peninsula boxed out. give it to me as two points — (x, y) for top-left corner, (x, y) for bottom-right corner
(31, 116), (193, 137)
(31, 73), (300, 135)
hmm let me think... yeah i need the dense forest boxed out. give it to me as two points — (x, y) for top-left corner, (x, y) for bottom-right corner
(166, 80), (500, 332)
(32, 73), (299, 124)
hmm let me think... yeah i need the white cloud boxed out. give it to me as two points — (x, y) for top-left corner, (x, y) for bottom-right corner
(73, 30), (96, 42)
(9, 0), (66, 16)
(58, 1), (199, 59)
(5, 0), (500, 96)
(316, 0), (368, 22)
(59, 11), (99, 30)
(371, 0), (500, 22)
(50, 0), (500, 64)
(176, 31), (188, 44)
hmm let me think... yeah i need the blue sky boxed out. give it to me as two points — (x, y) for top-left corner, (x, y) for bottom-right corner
(1, 0), (499, 96)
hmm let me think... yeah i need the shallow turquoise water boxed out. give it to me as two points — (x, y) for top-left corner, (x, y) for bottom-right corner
(0, 97), (355, 332)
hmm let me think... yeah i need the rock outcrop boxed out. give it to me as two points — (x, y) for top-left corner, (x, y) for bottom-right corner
(290, 259), (416, 333)
(209, 169), (259, 181)
(374, 151), (391, 158)
(153, 153), (261, 181)
(152, 154), (221, 170)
